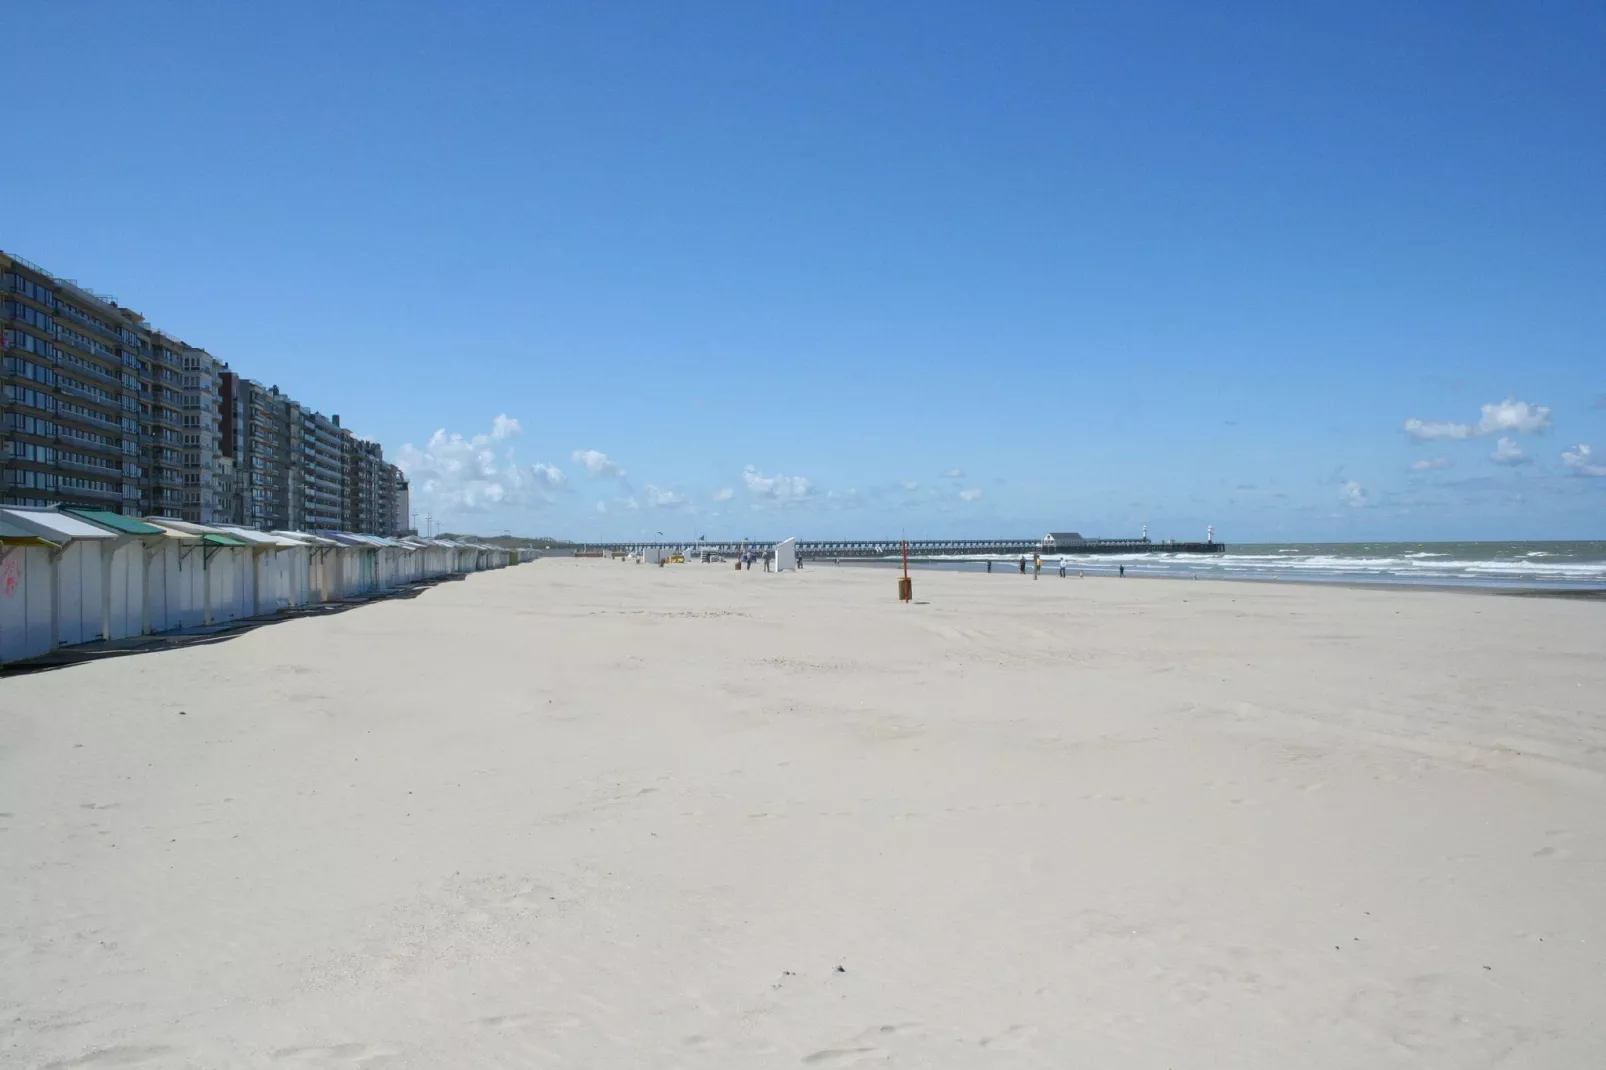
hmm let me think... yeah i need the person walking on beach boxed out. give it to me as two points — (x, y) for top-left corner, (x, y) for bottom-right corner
(987, 560), (992, 573)
(1119, 564), (1125, 578)
(1059, 557), (1067, 578)
(1033, 554), (1041, 580)
(1018, 556), (1027, 574)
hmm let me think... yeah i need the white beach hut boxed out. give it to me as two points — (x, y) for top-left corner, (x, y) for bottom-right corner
(774, 537), (798, 572)
(211, 526), (310, 615)
(64, 509), (172, 641)
(144, 520), (256, 627)
(0, 513), (64, 663)
(0, 506), (124, 654)
(410, 538), (458, 580)
(270, 531), (341, 605)
(311, 532), (380, 598)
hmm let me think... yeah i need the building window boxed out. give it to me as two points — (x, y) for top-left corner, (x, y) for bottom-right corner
(9, 469), (56, 490)
(3, 274), (55, 305)
(3, 328), (55, 359)
(5, 384), (55, 411)
(3, 299), (54, 332)
(8, 441), (54, 464)
(3, 355), (54, 384)
(5, 412), (54, 436)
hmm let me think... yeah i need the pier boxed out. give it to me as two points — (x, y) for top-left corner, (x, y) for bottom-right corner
(575, 535), (1226, 559)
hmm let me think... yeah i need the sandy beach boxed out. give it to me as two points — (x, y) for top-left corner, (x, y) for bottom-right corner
(3, 559), (1603, 1068)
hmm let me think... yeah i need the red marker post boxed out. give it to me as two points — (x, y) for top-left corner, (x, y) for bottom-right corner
(898, 540), (912, 602)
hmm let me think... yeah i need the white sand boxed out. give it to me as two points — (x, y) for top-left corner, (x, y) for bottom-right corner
(3, 560), (1604, 1067)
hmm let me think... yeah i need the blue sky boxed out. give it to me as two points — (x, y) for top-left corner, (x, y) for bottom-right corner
(4, 1), (1602, 541)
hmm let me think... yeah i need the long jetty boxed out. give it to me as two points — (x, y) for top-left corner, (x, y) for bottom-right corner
(577, 537), (1226, 559)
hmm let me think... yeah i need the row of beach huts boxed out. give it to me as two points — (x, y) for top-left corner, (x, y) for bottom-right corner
(0, 505), (535, 667)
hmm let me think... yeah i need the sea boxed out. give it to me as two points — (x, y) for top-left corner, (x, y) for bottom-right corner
(851, 542), (1606, 592)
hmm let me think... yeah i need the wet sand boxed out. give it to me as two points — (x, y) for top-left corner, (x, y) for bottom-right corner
(3, 559), (1604, 1067)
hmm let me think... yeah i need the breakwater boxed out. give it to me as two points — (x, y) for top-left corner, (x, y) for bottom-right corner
(578, 537), (1226, 559)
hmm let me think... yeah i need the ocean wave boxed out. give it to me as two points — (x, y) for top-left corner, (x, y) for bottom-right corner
(885, 547), (1606, 587)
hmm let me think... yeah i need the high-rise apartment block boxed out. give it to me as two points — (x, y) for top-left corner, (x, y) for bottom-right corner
(2, 250), (408, 535)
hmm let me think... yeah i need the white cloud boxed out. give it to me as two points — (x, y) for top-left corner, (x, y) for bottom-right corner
(1403, 418), (1473, 441)
(1562, 444), (1606, 476)
(1489, 437), (1529, 465)
(1404, 398), (1552, 441)
(1410, 457), (1452, 471)
(711, 487), (734, 502)
(941, 468), (966, 479)
(394, 414), (553, 514)
(645, 485), (685, 508)
(572, 449), (625, 479)
(742, 465), (813, 502)
(532, 463), (566, 488)
(958, 488), (983, 502)
(901, 479), (920, 491)
(595, 500), (607, 514)
(1476, 399), (1551, 435)
(1340, 480), (1368, 507)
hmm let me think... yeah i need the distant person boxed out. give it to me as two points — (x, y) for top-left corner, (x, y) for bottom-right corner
(1018, 556), (1027, 574)
(1033, 554), (1041, 580)
(1059, 557), (1067, 578)
(1119, 565), (1125, 578)
(987, 560), (992, 574)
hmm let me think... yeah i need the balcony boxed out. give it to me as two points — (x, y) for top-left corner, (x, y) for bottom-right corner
(53, 331), (118, 365)
(54, 302), (125, 344)
(58, 455), (122, 476)
(54, 426), (121, 451)
(57, 354), (122, 384)
(57, 380), (119, 405)
(56, 405), (121, 431)
(59, 484), (121, 503)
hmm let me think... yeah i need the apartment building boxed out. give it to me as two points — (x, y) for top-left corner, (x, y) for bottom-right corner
(343, 437), (387, 534)
(179, 347), (229, 523)
(222, 375), (295, 530)
(4, 253), (153, 516)
(387, 465), (407, 533)
(393, 468), (412, 536)
(3, 250), (411, 535)
(297, 406), (346, 530)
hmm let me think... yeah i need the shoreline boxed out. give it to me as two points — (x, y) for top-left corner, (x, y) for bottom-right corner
(807, 555), (1606, 599)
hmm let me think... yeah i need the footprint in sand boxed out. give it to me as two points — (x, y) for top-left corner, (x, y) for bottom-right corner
(978, 1024), (1038, 1050)
(801, 1025), (920, 1065)
(269, 1042), (399, 1064)
(45, 1047), (173, 1068)
(1534, 829), (1575, 859)
(472, 1014), (537, 1030)
(801, 1046), (882, 1065)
